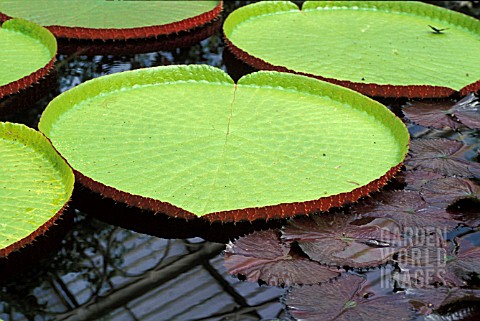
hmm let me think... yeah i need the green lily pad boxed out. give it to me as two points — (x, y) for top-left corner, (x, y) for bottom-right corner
(0, 0), (222, 40)
(0, 122), (74, 258)
(0, 18), (56, 99)
(39, 65), (409, 222)
(224, 1), (480, 98)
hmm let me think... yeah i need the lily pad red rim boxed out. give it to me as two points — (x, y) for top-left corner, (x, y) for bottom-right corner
(223, 1), (480, 98)
(39, 65), (409, 223)
(0, 18), (56, 100)
(1, 203), (69, 258)
(74, 164), (403, 223)
(56, 17), (222, 56)
(0, 1), (223, 40)
(0, 122), (74, 258)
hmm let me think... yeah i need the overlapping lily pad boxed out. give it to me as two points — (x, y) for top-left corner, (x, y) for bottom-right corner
(420, 177), (480, 208)
(224, 229), (340, 286)
(286, 274), (413, 321)
(453, 94), (480, 128)
(393, 231), (480, 288)
(394, 231), (449, 288)
(402, 100), (463, 130)
(408, 287), (480, 316)
(399, 170), (443, 191)
(224, 1), (480, 97)
(0, 0), (222, 40)
(406, 138), (480, 178)
(0, 18), (56, 99)
(0, 122), (74, 258)
(403, 94), (480, 129)
(282, 214), (406, 268)
(353, 191), (460, 230)
(38, 65), (409, 222)
(442, 238), (480, 286)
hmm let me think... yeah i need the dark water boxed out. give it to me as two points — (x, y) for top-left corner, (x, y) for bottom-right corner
(1, 1), (479, 321)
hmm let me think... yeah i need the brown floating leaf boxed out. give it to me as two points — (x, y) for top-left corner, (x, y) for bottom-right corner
(393, 247), (450, 288)
(224, 229), (340, 286)
(444, 237), (480, 286)
(406, 138), (480, 178)
(286, 274), (413, 321)
(449, 199), (480, 228)
(402, 100), (462, 129)
(407, 287), (480, 316)
(394, 232), (450, 288)
(402, 94), (480, 130)
(399, 170), (443, 191)
(452, 93), (480, 129)
(354, 190), (460, 230)
(420, 177), (480, 208)
(282, 214), (405, 268)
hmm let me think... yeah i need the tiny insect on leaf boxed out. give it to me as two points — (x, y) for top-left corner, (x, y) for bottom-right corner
(428, 25), (449, 34)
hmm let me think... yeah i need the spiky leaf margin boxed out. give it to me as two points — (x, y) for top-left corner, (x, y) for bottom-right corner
(224, 1), (480, 98)
(0, 122), (74, 257)
(0, 18), (56, 99)
(39, 65), (409, 223)
(0, 1), (222, 40)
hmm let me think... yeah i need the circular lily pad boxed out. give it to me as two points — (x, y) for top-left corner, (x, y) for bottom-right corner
(0, 122), (74, 258)
(38, 65), (409, 222)
(0, 18), (56, 99)
(0, 0), (222, 40)
(224, 1), (480, 98)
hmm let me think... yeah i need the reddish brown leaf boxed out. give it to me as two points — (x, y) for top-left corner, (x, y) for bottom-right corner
(399, 170), (443, 191)
(452, 93), (480, 129)
(224, 229), (340, 286)
(354, 191), (460, 230)
(402, 100), (461, 129)
(282, 214), (405, 268)
(406, 138), (480, 178)
(444, 237), (480, 286)
(449, 199), (480, 228)
(407, 287), (480, 316)
(420, 177), (480, 208)
(402, 94), (480, 130)
(407, 287), (453, 315)
(392, 230), (465, 288)
(286, 274), (413, 321)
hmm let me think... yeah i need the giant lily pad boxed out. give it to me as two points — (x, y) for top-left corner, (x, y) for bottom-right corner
(0, 0), (222, 40)
(0, 122), (74, 258)
(224, 1), (480, 98)
(0, 18), (56, 99)
(39, 65), (409, 222)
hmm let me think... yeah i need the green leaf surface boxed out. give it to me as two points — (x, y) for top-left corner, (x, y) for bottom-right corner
(0, 0), (219, 29)
(224, 1), (480, 94)
(0, 122), (74, 257)
(39, 65), (409, 219)
(0, 18), (56, 87)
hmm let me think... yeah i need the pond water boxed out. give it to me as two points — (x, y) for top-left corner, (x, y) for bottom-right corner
(1, 1), (479, 321)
